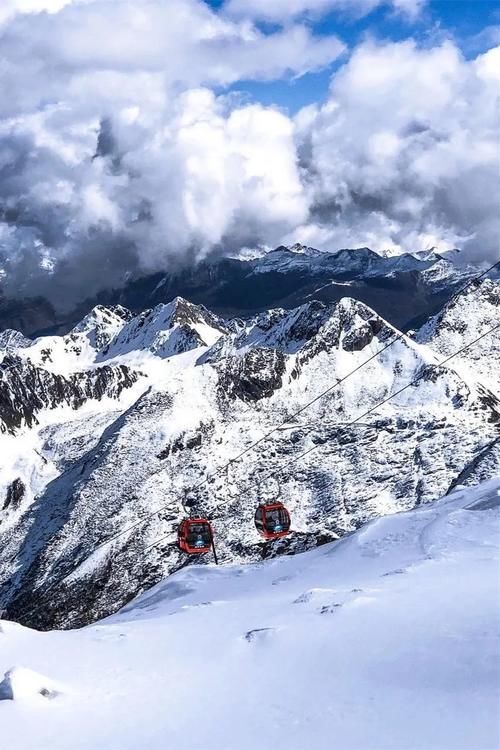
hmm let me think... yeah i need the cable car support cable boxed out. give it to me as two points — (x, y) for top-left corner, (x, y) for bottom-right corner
(75, 259), (500, 558)
(146, 321), (499, 554)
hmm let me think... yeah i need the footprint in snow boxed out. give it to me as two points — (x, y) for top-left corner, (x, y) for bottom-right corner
(293, 587), (335, 605)
(163, 600), (220, 617)
(315, 588), (369, 614)
(293, 591), (314, 604)
(178, 600), (215, 612)
(382, 568), (407, 577)
(91, 628), (127, 641)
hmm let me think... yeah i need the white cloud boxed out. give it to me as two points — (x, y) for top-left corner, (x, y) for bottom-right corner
(0, 0), (343, 302)
(0, 85), (309, 303)
(391, 0), (426, 20)
(291, 40), (500, 261)
(0, 0), (344, 117)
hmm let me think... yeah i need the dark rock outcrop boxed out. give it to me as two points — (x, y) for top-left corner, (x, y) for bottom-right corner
(0, 355), (140, 434)
(217, 349), (287, 402)
(3, 478), (25, 511)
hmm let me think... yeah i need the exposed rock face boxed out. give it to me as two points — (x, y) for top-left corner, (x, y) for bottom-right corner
(448, 437), (500, 491)
(0, 355), (140, 433)
(3, 479), (25, 511)
(216, 349), (288, 402)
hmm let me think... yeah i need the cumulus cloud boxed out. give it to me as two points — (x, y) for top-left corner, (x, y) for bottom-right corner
(0, 0), (498, 308)
(0, 0), (344, 119)
(290, 41), (500, 263)
(0, 0), (342, 305)
(0, 89), (309, 304)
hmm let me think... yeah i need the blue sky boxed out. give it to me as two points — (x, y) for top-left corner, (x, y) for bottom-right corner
(211, 0), (500, 112)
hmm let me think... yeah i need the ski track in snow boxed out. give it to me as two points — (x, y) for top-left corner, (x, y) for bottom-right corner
(1, 480), (499, 750)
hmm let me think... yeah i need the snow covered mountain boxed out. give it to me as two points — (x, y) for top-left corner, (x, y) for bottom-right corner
(5, 305), (132, 375)
(98, 297), (228, 361)
(417, 277), (500, 392)
(0, 287), (498, 630)
(2, 479), (499, 750)
(1, 243), (482, 337)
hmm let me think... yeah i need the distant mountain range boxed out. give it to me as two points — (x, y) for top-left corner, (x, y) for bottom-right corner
(0, 244), (482, 336)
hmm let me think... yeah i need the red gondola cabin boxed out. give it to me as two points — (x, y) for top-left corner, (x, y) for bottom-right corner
(178, 518), (214, 554)
(254, 502), (291, 540)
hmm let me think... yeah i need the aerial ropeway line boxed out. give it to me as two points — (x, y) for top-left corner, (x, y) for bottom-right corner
(47, 259), (499, 564)
(165, 320), (500, 560)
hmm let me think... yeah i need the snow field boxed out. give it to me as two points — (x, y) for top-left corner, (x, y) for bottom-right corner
(1, 480), (499, 750)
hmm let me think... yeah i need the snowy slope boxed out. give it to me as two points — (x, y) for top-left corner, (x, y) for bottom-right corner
(1, 479), (499, 750)
(417, 278), (500, 392)
(1, 293), (499, 630)
(9, 305), (131, 375)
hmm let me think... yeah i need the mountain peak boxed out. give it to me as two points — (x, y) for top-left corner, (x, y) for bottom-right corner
(69, 305), (131, 352)
(164, 296), (225, 331)
(71, 304), (130, 333)
(99, 298), (228, 362)
(0, 329), (32, 352)
(286, 243), (323, 257)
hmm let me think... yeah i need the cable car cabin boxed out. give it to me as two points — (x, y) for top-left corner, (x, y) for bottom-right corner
(254, 502), (291, 540)
(178, 518), (213, 554)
